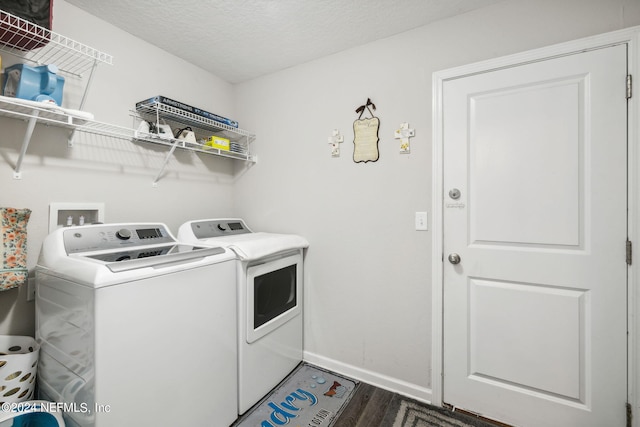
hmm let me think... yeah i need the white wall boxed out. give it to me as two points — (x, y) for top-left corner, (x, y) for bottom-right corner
(2, 0), (639, 406)
(233, 0), (640, 400)
(0, 1), (240, 336)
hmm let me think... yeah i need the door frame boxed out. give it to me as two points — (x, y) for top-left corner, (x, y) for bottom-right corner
(431, 26), (640, 425)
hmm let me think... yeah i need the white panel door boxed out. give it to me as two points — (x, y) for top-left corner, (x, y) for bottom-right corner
(442, 44), (628, 427)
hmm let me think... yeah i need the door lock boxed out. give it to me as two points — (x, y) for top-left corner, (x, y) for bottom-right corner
(448, 253), (461, 264)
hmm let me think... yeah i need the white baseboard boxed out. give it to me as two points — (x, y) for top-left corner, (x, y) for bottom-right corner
(303, 351), (433, 405)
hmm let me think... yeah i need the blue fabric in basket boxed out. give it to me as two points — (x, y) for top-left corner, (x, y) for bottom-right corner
(11, 412), (62, 427)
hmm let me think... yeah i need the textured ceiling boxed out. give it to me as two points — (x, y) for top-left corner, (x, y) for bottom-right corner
(65, 0), (502, 83)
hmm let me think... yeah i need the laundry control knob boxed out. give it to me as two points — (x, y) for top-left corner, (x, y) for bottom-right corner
(116, 229), (132, 240)
(217, 224), (227, 231)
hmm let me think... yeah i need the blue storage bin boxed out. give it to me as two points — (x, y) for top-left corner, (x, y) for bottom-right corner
(2, 64), (64, 106)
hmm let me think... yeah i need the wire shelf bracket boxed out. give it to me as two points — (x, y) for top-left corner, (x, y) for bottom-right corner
(0, 10), (256, 183)
(0, 9), (113, 178)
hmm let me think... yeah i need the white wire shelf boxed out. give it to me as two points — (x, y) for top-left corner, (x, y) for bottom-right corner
(0, 10), (112, 77)
(133, 134), (256, 161)
(0, 10), (255, 184)
(0, 96), (256, 183)
(133, 101), (258, 176)
(0, 96), (93, 128)
(135, 101), (255, 142)
(0, 96), (256, 157)
(132, 103), (257, 185)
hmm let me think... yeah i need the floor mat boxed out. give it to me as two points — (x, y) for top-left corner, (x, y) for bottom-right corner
(233, 363), (358, 427)
(380, 395), (501, 427)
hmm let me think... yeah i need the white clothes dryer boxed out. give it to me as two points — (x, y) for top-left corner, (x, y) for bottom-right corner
(35, 223), (238, 427)
(177, 218), (309, 414)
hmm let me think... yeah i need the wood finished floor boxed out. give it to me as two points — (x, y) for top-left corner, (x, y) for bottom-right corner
(333, 383), (396, 426)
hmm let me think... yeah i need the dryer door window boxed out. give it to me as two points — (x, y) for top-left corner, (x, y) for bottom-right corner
(254, 264), (296, 329)
(246, 252), (302, 343)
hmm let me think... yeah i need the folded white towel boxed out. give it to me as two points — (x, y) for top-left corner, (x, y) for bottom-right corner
(224, 232), (309, 260)
(0, 94), (95, 121)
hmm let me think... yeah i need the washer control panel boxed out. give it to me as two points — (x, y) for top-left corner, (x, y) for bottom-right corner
(63, 224), (175, 254)
(190, 218), (252, 239)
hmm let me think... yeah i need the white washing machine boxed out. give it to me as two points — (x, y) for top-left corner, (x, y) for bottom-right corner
(177, 218), (309, 414)
(35, 223), (238, 427)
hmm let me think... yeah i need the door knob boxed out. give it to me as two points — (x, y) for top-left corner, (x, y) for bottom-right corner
(448, 253), (461, 264)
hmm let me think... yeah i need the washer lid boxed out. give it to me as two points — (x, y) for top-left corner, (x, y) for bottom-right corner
(38, 223), (236, 286)
(82, 244), (226, 272)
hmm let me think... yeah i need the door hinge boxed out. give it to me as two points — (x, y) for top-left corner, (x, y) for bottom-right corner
(627, 75), (632, 99)
(627, 240), (633, 265)
(627, 401), (632, 427)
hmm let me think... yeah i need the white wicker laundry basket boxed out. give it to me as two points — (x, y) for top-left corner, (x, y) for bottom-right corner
(0, 335), (39, 404)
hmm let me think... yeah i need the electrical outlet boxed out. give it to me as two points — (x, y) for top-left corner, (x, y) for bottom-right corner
(415, 212), (428, 231)
(27, 277), (35, 301)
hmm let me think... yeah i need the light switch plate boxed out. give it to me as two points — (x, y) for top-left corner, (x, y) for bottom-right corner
(415, 212), (428, 231)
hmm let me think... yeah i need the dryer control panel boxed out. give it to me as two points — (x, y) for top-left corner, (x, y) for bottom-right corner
(63, 223), (175, 254)
(189, 218), (252, 239)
